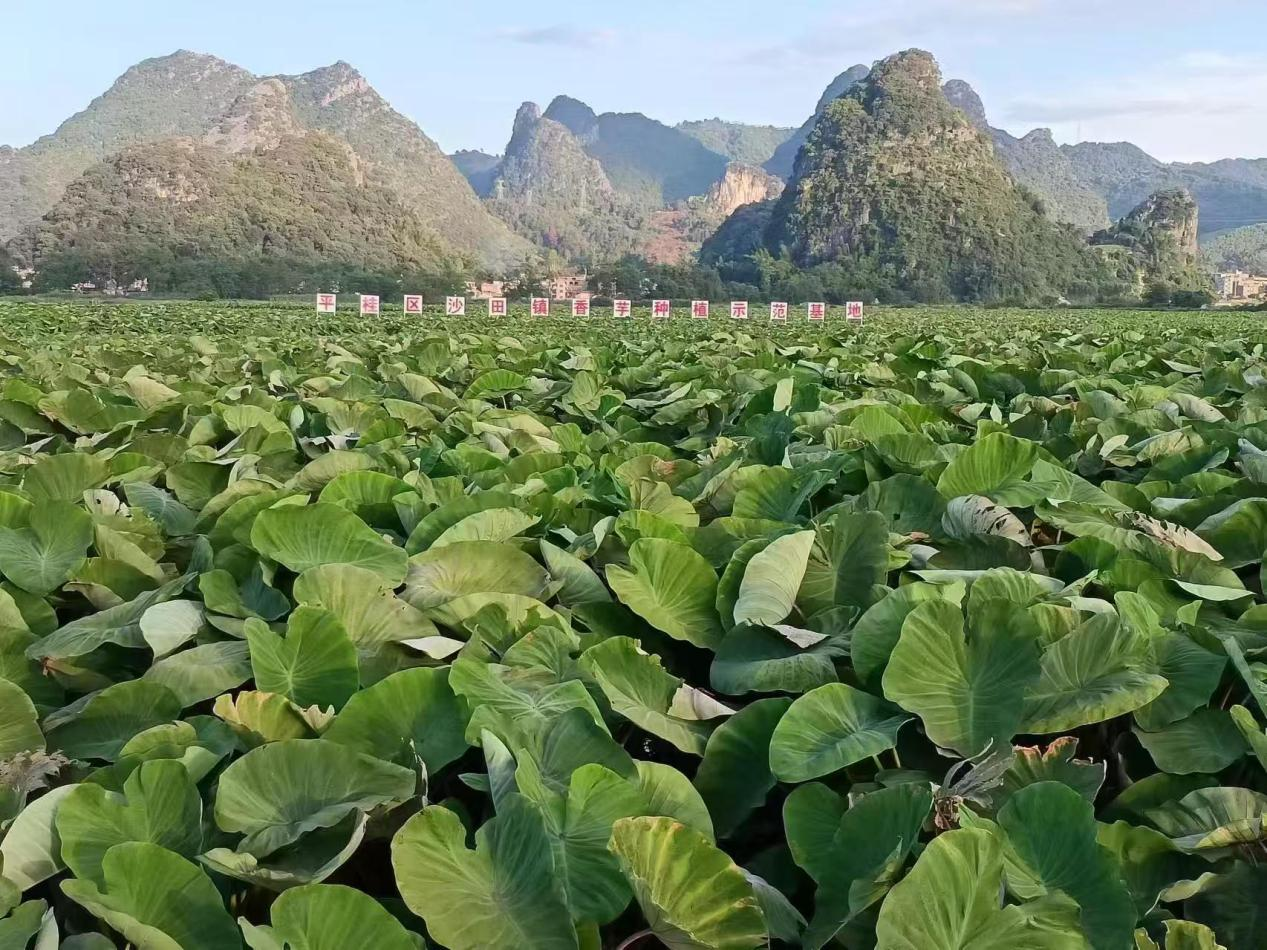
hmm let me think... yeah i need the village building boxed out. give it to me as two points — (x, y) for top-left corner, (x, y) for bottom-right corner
(465, 273), (589, 301)
(1216, 271), (1267, 300)
(547, 273), (588, 301)
(464, 279), (506, 300)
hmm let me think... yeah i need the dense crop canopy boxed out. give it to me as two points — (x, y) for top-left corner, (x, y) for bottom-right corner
(0, 301), (1263, 948)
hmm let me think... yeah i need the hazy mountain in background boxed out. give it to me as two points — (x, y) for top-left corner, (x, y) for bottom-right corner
(1202, 222), (1267, 274)
(938, 78), (1267, 238)
(450, 149), (501, 196)
(2, 52), (528, 269)
(675, 119), (794, 166)
(465, 95), (766, 263)
(763, 64), (870, 179)
(483, 102), (648, 261)
(942, 79), (1110, 233)
(0, 51), (255, 243)
(540, 95), (730, 205)
(1061, 143), (1267, 235)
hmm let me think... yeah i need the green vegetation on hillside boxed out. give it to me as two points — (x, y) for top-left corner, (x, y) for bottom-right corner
(1, 53), (527, 273)
(543, 96), (730, 205)
(0, 51), (256, 244)
(1092, 188), (1213, 305)
(1203, 223), (1267, 275)
(485, 104), (650, 263)
(12, 135), (468, 298)
(676, 118), (794, 166)
(0, 299), (1261, 949)
(760, 50), (1117, 303)
(281, 63), (527, 268)
(942, 80), (1110, 233)
(764, 64), (870, 179)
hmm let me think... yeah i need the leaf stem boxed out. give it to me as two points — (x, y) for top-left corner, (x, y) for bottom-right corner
(615, 928), (654, 950)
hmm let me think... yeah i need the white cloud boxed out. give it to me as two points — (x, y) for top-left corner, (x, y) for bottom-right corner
(498, 26), (617, 50)
(999, 51), (1267, 161)
(727, 0), (1063, 66)
(1004, 95), (1242, 123)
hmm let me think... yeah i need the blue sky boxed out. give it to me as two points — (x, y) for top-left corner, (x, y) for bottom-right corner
(5, 0), (1266, 163)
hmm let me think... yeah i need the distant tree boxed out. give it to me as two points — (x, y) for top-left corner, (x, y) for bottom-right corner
(0, 247), (22, 294)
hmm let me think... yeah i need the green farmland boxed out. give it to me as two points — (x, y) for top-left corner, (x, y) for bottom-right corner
(0, 299), (1265, 949)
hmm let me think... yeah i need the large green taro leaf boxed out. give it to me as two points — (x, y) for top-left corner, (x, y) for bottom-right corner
(882, 599), (1040, 757)
(1147, 787), (1267, 856)
(322, 666), (470, 773)
(769, 683), (911, 783)
(797, 510), (890, 616)
(200, 812), (366, 893)
(251, 502), (407, 586)
(579, 636), (725, 755)
(524, 763), (646, 926)
(694, 698), (790, 838)
(993, 782), (1136, 950)
(45, 680), (182, 761)
(391, 797), (580, 950)
(245, 607), (359, 711)
(851, 581), (962, 688)
(403, 540), (549, 611)
(143, 640), (253, 708)
(732, 530), (816, 627)
(0, 501), (92, 596)
(936, 432), (1041, 506)
(608, 815), (767, 950)
(784, 782), (932, 949)
(61, 842), (241, 950)
(0, 677), (43, 760)
(292, 563), (437, 647)
(56, 759), (202, 885)
(0, 783), (76, 890)
(27, 574), (190, 661)
(874, 827), (1083, 950)
(606, 539), (725, 649)
(239, 882), (420, 950)
(710, 622), (845, 696)
(213, 738), (415, 856)
(1020, 613), (1167, 735)
(449, 653), (604, 750)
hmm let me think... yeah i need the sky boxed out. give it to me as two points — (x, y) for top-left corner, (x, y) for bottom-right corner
(5, 0), (1267, 164)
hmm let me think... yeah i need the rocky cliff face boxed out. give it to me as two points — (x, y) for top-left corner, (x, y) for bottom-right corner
(202, 78), (304, 154)
(484, 102), (646, 261)
(1091, 188), (1207, 295)
(704, 163), (783, 219)
(1128, 188), (1201, 258)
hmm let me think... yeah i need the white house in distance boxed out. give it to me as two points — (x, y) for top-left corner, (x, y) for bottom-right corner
(465, 272), (589, 301)
(1216, 271), (1267, 301)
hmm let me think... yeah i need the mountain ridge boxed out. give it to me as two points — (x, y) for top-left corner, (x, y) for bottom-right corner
(2, 51), (529, 268)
